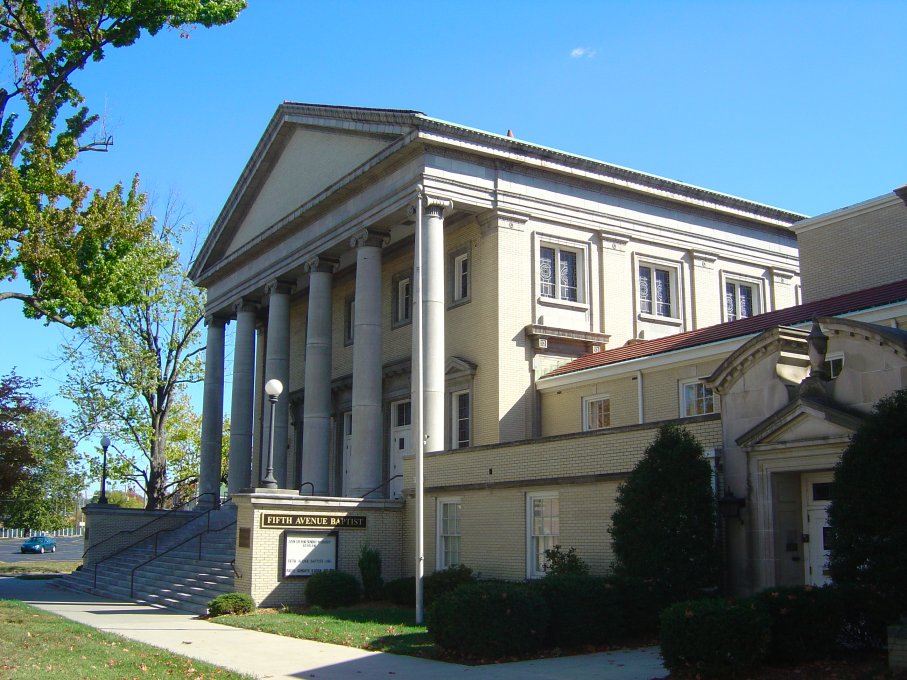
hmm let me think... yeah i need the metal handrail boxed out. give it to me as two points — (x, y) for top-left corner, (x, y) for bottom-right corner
(128, 507), (237, 598)
(86, 491), (218, 588)
(360, 474), (403, 499)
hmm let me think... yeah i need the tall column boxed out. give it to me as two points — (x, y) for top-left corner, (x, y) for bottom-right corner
(199, 315), (227, 509)
(349, 229), (389, 496)
(262, 280), (292, 487)
(301, 256), (337, 495)
(422, 197), (452, 453)
(227, 300), (258, 495)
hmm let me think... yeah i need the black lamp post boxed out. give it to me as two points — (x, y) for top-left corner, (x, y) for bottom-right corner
(261, 378), (283, 489)
(99, 436), (111, 504)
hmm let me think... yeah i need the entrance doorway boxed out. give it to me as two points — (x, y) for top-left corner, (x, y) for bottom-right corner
(389, 400), (411, 499)
(802, 471), (834, 586)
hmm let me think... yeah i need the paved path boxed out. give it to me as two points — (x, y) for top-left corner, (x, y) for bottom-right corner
(0, 576), (668, 680)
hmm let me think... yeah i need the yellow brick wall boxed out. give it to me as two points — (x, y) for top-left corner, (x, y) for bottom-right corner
(643, 360), (722, 422)
(541, 376), (639, 436)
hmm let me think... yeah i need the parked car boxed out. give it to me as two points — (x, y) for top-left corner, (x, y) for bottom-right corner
(21, 536), (56, 554)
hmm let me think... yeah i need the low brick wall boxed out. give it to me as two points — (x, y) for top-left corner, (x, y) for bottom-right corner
(82, 504), (200, 566)
(232, 490), (404, 608)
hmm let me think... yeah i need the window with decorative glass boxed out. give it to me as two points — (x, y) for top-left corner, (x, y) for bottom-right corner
(540, 245), (580, 302)
(527, 493), (559, 578)
(725, 279), (759, 321)
(451, 390), (470, 449)
(438, 499), (461, 569)
(583, 395), (611, 431)
(680, 379), (717, 417)
(639, 264), (676, 318)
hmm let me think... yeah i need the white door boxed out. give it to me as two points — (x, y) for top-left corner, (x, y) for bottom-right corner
(802, 472), (834, 586)
(389, 400), (411, 499)
(341, 412), (353, 496)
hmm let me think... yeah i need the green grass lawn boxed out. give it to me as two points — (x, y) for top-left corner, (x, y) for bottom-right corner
(0, 561), (81, 575)
(0, 599), (253, 679)
(213, 606), (435, 658)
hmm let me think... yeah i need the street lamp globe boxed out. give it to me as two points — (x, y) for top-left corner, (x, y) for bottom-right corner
(264, 379), (283, 398)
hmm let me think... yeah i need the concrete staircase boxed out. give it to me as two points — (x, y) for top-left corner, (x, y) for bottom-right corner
(58, 505), (238, 615)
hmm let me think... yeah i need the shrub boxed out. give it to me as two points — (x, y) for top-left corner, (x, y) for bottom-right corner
(208, 592), (255, 617)
(358, 545), (384, 601)
(660, 598), (770, 678)
(427, 582), (549, 658)
(384, 576), (415, 607)
(829, 389), (907, 616)
(531, 573), (622, 647)
(304, 570), (361, 609)
(602, 574), (673, 638)
(609, 424), (720, 602)
(833, 582), (904, 649)
(423, 564), (475, 606)
(542, 545), (589, 576)
(754, 586), (843, 663)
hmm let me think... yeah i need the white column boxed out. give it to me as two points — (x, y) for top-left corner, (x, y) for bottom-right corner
(349, 229), (389, 497)
(422, 197), (452, 453)
(301, 256), (337, 495)
(262, 280), (293, 487)
(227, 300), (258, 495)
(199, 315), (227, 508)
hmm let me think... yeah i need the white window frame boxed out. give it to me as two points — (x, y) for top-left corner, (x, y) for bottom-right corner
(721, 273), (763, 322)
(582, 395), (611, 431)
(679, 378), (719, 418)
(392, 272), (412, 327)
(436, 497), (462, 570)
(526, 491), (559, 579)
(637, 259), (681, 322)
(450, 389), (471, 449)
(537, 237), (588, 307)
(452, 252), (469, 304)
(823, 351), (844, 379)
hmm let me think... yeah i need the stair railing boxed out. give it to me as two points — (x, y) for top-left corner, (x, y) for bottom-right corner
(128, 503), (237, 599)
(360, 474), (402, 499)
(87, 492), (218, 589)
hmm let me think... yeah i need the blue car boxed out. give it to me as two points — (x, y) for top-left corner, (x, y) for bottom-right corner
(20, 536), (56, 554)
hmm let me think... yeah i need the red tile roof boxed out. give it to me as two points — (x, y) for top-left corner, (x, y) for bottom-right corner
(544, 278), (907, 378)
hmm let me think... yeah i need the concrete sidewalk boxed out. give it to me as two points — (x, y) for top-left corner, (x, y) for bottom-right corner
(0, 576), (668, 680)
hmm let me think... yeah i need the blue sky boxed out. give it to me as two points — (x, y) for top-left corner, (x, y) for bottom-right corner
(3, 0), (906, 417)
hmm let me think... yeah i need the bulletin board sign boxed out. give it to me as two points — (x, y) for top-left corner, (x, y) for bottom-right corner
(284, 532), (338, 577)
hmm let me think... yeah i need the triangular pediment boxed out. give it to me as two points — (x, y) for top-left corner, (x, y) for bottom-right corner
(737, 397), (863, 449)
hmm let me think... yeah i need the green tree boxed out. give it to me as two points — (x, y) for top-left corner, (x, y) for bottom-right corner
(5, 407), (84, 530)
(62, 225), (205, 509)
(0, 0), (244, 327)
(829, 388), (907, 612)
(0, 370), (38, 498)
(609, 424), (719, 599)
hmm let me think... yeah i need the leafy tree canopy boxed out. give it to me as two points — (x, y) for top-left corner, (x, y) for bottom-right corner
(0, 369), (37, 495)
(609, 424), (720, 599)
(0, 0), (244, 326)
(829, 388), (907, 612)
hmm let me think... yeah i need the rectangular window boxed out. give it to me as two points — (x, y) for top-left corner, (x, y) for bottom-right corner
(451, 390), (470, 449)
(540, 245), (581, 303)
(344, 296), (355, 345)
(453, 253), (469, 302)
(823, 352), (844, 379)
(527, 493), (559, 578)
(680, 379), (718, 417)
(393, 274), (412, 326)
(639, 264), (676, 318)
(582, 395), (610, 431)
(725, 279), (760, 321)
(437, 499), (461, 569)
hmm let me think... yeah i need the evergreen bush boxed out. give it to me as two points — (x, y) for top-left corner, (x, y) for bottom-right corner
(541, 545), (590, 576)
(754, 586), (843, 663)
(601, 574), (673, 638)
(427, 582), (549, 658)
(609, 424), (720, 601)
(829, 388), (907, 618)
(304, 570), (361, 609)
(384, 576), (416, 607)
(423, 564), (475, 606)
(531, 573), (622, 647)
(358, 545), (384, 601)
(660, 598), (770, 678)
(208, 592), (255, 616)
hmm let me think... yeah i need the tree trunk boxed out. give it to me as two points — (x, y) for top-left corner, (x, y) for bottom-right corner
(146, 416), (168, 510)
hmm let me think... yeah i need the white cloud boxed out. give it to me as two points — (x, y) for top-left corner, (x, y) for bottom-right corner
(570, 47), (597, 59)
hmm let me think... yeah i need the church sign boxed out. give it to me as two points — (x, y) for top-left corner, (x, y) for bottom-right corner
(284, 532), (337, 577)
(261, 513), (367, 529)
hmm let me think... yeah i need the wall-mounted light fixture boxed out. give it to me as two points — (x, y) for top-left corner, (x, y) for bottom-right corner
(717, 489), (746, 524)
